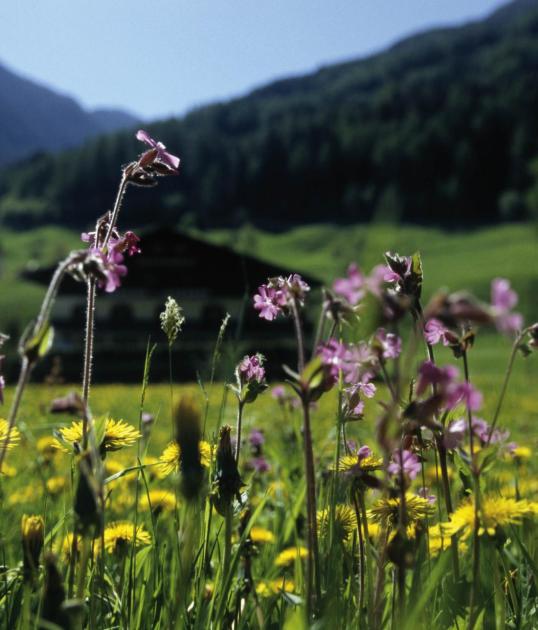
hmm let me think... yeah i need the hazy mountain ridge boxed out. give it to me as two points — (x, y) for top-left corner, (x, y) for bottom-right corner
(1, 0), (538, 230)
(0, 63), (139, 166)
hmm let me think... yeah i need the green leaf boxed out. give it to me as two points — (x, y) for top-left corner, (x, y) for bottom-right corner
(300, 356), (324, 389)
(21, 321), (54, 363)
(476, 444), (499, 475)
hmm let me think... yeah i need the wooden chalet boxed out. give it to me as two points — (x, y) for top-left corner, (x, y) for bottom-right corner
(22, 228), (320, 381)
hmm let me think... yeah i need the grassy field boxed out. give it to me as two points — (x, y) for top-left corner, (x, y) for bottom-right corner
(201, 222), (538, 316)
(0, 222), (536, 627)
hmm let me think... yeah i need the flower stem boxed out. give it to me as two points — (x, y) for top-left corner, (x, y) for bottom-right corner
(81, 173), (130, 446)
(462, 350), (481, 630)
(223, 504), (233, 582)
(352, 490), (366, 615)
(290, 298), (321, 616)
(0, 252), (79, 473)
(486, 329), (528, 446)
(81, 277), (96, 448)
(76, 535), (91, 600)
(234, 400), (245, 464)
(0, 357), (29, 474)
(302, 397), (321, 618)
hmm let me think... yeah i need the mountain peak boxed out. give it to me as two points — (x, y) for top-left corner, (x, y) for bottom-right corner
(0, 62), (139, 166)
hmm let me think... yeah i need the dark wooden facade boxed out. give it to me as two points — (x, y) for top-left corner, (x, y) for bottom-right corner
(23, 228), (319, 382)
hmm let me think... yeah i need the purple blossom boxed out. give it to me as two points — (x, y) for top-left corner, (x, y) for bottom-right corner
(341, 342), (377, 384)
(444, 418), (467, 449)
(136, 129), (180, 172)
(445, 382), (483, 412)
(367, 264), (392, 296)
(0, 374), (4, 405)
(342, 378), (376, 419)
(238, 354), (266, 384)
(491, 278), (523, 334)
(318, 338), (348, 384)
(388, 449), (421, 480)
(253, 274), (310, 321)
(384, 256), (412, 284)
(286, 274), (310, 302)
(249, 428), (265, 448)
(375, 328), (402, 359)
(416, 361), (459, 397)
(472, 417), (509, 445)
(357, 445), (373, 461)
(248, 456), (270, 473)
(120, 231), (141, 256)
(424, 319), (450, 346)
(333, 263), (366, 305)
(271, 386), (286, 401)
(93, 246), (128, 293)
(253, 284), (286, 321)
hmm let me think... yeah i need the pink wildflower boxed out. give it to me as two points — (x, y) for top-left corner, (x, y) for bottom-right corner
(375, 328), (402, 359)
(388, 449), (421, 480)
(238, 354), (265, 384)
(253, 285), (285, 321)
(491, 278), (523, 334)
(136, 129), (180, 173)
(333, 263), (365, 305)
(424, 318), (450, 346)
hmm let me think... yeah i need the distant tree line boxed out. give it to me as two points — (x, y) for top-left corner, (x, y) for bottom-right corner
(1, 0), (538, 230)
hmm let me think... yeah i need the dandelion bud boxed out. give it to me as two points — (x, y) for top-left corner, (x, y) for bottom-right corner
(21, 514), (45, 581)
(174, 396), (205, 501)
(41, 553), (70, 629)
(212, 425), (243, 516)
(160, 296), (185, 346)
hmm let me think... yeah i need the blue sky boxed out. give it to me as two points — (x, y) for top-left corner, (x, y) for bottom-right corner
(0, 0), (507, 121)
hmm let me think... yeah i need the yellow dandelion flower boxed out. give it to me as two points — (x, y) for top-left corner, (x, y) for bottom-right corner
(334, 453), (384, 474)
(142, 455), (168, 480)
(317, 505), (357, 543)
(426, 524), (467, 556)
(103, 521), (151, 554)
(158, 440), (212, 477)
(46, 476), (67, 496)
(0, 419), (20, 452)
(55, 533), (99, 560)
(442, 495), (537, 539)
(37, 436), (62, 464)
(56, 418), (141, 453)
(140, 489), (177, 514)
(104, 458), (125, 478)
(0, 463), (16, 477)
(250, 527), (275, 544)
(369, 493), (435, 529)
(9, 485), (43, 506)
(275, 546), (308, 568)
(106, 483), (134, 513)
(256, 578), (296, 597)
(509, 446), (532, 463)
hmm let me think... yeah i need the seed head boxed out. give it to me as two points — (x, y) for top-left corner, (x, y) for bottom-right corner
(160, 297), (185, 346)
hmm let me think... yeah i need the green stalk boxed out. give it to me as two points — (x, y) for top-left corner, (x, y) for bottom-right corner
(76, 535), (91, 600)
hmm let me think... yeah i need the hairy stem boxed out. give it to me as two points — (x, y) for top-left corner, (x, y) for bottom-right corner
(234, 400), (245, 464)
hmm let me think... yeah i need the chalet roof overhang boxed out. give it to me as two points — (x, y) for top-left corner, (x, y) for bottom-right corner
(22, 227), (321, 297)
